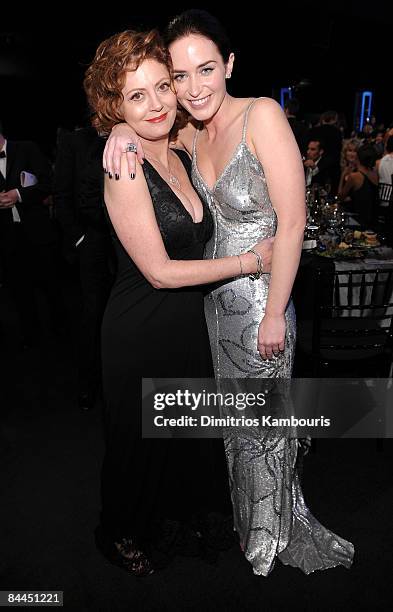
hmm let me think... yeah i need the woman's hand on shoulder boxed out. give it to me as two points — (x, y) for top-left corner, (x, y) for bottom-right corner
(104, 155), (149, 221)
(103, 123), (145, 180)
(171, 121), (197, 155)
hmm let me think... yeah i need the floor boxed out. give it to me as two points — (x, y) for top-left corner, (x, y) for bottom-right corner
(1, 273), (392, 611)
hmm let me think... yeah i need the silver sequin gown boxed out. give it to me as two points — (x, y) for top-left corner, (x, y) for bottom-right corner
(191, 99), (354, 576)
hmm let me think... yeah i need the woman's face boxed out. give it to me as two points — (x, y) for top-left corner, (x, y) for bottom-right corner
(346, 146), (358, 163)
(169, 34), (233, 121)
(120, 59), (177, 140)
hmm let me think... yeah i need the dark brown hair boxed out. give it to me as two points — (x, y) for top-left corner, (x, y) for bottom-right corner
(164, 11), (233, 136)
(164, 10), (232, 63)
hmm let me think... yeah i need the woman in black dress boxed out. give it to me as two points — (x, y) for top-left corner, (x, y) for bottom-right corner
(84, 29), (271, 576)
(338, 144), (378, 227)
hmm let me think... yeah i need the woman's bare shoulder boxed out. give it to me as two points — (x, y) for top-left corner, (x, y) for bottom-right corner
(248, 97), (284, 121)
(246, 97), (294, 153)
(348, 171), (362, 185)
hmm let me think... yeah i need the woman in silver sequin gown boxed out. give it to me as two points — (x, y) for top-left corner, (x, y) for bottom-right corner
(189, 100), (354, 575)
(104, 10), (354, 577)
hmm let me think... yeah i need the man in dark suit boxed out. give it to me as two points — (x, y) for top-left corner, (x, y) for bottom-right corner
(304, 139), (336, 190)
(307, 111), (342, 194)
(54, 127), (114, 410)
(0, 120), (63, 346)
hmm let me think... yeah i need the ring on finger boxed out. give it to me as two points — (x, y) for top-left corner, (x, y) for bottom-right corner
(124, 143), (137, 153)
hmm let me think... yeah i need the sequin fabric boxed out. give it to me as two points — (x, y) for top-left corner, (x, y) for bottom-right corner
(191, 99), (354, 576)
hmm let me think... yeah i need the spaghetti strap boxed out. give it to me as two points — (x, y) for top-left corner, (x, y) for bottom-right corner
(241, 97), (266, 142)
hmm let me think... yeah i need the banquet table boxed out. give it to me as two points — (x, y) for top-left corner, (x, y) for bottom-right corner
(293, 246), (393, 321)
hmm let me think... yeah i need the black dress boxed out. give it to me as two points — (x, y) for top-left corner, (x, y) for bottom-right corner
(99, 150), (230, 551)
(348, 171), (378, 227)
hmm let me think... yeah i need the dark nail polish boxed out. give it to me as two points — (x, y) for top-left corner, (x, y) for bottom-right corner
(115, 173), (119, 181)
(130, 173), (135, 180)
(108, 172), (113, 179)
(103, 167), (107, 173)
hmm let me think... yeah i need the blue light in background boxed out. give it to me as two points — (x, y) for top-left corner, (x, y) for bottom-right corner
(359, 91), (373, 131)
(280, 87), (292, 108)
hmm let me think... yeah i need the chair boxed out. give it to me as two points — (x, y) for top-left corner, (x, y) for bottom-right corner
(378, 181), (393, 207)
(297, 266), (393, 452)
(377, 176), (393, 236)
(309, 266), (393, 376)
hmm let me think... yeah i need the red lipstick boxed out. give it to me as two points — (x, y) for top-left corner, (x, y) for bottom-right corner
(147, 113), (168, 123)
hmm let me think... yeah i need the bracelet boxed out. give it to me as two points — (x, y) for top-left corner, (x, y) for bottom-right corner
(247, 249), (263, 280)
(237, 254), (244, 275)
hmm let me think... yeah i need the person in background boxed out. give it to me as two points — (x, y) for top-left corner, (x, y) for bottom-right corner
(307, 110), (342, 194)
(54, 126), (114, 410)
(284, 98), (308, 156)
(376, 135), (393, 185)
(376, 135), (393, 239)
(304, 138), (333, 189)
(384, 125), (393, 143)
(338, 144), (378, 227)
(0, 119), (64, 348)
(374, 130), (386, 158)
(338, 138), (361, 194)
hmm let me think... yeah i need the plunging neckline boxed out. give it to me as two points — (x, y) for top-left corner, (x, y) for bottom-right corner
(193, 138), (245, 194)
(192, 97), (267, 193)
(144, 157), (205, 225)
(193, 139), (264, 194)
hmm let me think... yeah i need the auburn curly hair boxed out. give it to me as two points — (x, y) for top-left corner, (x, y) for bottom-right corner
(84, 29), (173, 135)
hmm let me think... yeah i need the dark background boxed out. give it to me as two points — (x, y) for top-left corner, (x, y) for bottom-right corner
(1, 2), (392, 155)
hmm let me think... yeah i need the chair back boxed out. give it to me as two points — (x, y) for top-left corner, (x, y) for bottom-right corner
(378, 181), (393, 207)
(312, 267), (393, 367)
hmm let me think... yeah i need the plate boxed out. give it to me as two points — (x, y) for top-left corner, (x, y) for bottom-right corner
(352, 240), (381, 248)
(315, 247), (364, 259)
